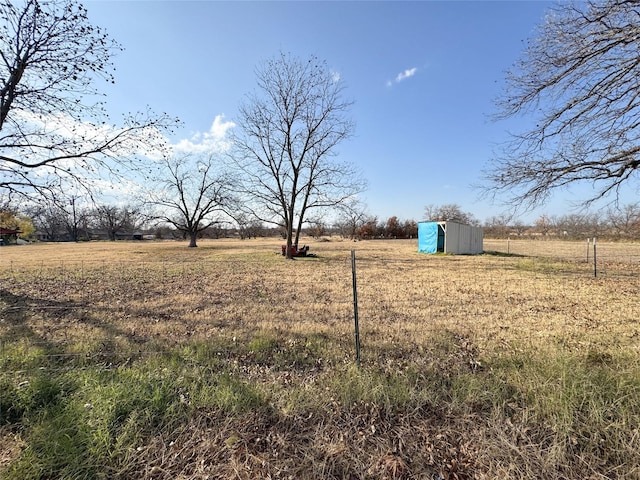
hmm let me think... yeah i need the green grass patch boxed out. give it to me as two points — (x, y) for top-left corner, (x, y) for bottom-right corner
(3, 335), (640, 479)
(326, 364), (419, 412)
(485, 345), (640, 472)
(245, 332), (328, 369)
(0, 346), (270, 479)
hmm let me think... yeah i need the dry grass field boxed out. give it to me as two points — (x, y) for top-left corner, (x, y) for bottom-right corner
(1, 237), (639, 479)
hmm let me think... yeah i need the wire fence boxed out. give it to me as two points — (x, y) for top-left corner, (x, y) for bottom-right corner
(1, 240), (639, 375)
(483, 238), (640, 278)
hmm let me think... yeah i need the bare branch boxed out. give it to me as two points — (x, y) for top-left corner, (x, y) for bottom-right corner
(485, 0), (640, 209)
(0, 0), (178, 203)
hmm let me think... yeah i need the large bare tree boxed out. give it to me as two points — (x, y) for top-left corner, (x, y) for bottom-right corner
(146, 153), (233, 248)
(232, 52), (363, 258)
(0, 0), (175, 202)
(485, 0), (640, 208)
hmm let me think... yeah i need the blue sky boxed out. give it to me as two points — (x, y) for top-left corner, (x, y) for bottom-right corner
(84, 0), (585, 224)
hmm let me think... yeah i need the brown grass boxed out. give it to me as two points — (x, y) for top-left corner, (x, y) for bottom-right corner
(3, 237), (637, 348)
(1, 237), (639, 479)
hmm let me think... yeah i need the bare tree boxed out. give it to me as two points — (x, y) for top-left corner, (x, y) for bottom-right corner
(226, 210), (265, 240)
(63, 195), (91, 241)
(27, 202), (64, 240)
(28, 195), (90, 241)
(534, 214), (556, 237)
(511, 219), (529, 237)
(484, 213), (513, 239)
(485, 0), (640, 208)
(146, 154), (233, 247)
(306, 215), (327, 239)
(423, 203), (478, 225)
(606, 202), (640, 239)
(92, 204), (142, 241)
(232, 52), (364, 258)
(0, 0), (176, 202)
(555, 213), (590, 239)
(335, 197), (369, 240)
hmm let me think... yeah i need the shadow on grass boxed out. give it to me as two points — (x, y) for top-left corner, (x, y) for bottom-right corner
(0, 288), (167, 366)
(482, 250), (528, 258)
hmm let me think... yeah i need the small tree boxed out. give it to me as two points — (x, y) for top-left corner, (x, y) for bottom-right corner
(335, 198), (369, 240)
(423, 203), (478, 225)
(355, 216), (378, 240)
(29, 195), (91, 241)
(233, 52), (364, 258)
(228, 211), (264, 240)
(27, 203), (65, 241)
(61, 195), (90, 241)
(512, 219), (529, 238)
(403, 219), (418, 239)
(306, 216), (326, 239)
(147, 154), (233, 247)
(385, 216), (403, 238)
(606, 203), (640, 239)
(556, 213), (589, 239)
(534, 214), (555, 237)
(484, 214), (513, 239)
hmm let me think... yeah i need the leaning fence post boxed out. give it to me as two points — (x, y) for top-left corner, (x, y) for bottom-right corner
(351, 249), (361, 368)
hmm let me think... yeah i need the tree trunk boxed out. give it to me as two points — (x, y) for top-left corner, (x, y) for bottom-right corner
(294, 200), (310, 250)
(188, 232), (198, 247)
(285, 221), (294, 259)
(294, 218), (303, 248)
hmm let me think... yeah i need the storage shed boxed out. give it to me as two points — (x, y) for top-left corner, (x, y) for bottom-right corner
(418, 221), (483, 255)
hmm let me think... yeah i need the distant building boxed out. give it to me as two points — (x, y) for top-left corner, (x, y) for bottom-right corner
(0, 227), (21, 245)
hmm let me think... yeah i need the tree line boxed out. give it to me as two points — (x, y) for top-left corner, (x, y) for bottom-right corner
(484, 204), (640, 240)
(338, 203), (640, 241)
(2, 200), (639, 244)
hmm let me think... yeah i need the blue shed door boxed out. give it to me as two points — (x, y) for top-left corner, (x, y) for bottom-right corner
(418, 222), (438, 253)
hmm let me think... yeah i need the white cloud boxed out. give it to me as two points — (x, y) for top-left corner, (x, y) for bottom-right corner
(396, 67), (417, 82)
(172, 114), (235, 154)
(387, 67), (418, 87)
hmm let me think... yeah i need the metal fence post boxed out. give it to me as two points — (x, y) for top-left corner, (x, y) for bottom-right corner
(593, 237), (597, 277)
(586, 238), (590, 263)
(351, 250), (361, 368)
